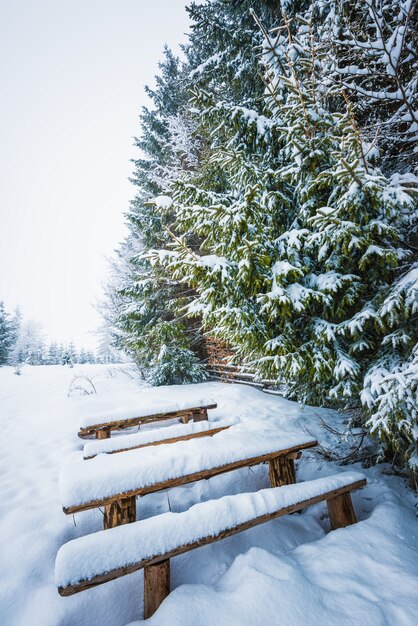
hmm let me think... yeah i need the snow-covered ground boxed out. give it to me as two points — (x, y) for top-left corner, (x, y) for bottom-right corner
(0, 365), (417, 626)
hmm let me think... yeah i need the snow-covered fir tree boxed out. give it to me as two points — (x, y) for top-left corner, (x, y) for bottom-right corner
(61, 345), (74, 366)
(107, 0), (281, 385)
(105, 0), (417, 471)
(96, 324), (122, 364)
(149, 1), (417, 468)
(45, 341), (59, 365)
(10, 320), (45, 367)
(0, 302), (15, 365)
(107, 48), (207, 385)
(329, 0), (418, 173)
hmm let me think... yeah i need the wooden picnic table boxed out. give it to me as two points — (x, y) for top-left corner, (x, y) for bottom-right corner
(57, 471), (367, 618)
(78, 402), (217, 439)
(83, 418), (238, 459)
(59, 428), (318, 528)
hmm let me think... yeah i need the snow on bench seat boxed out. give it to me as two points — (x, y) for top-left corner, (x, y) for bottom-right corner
(60, 427), (318, 513)
(83, 417), (239, 459)
(78, 396), (217, 437)
(56, 471), (367, 598)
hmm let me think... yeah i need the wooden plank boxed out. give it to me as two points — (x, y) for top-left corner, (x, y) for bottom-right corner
(63, 440), (318, 515)
(84, 424), (233, 459)
(327, 492), (357, 529)
(78, 404), (217, 438)
(103, 496), (136, 529)
(209, 369), (256, 380)
(209, 363), (249, 371)
(58, 478), (366, 596)
(144, 560), (170, 619)
(262, 389), (285, 397)
(210, 378), (264, 389)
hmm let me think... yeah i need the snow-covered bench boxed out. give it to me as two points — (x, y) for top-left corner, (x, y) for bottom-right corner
(56, 471), (367, 618)
(78, 400), (217, 439)
(83, 417), (239, 459)
(60, 429), (318, 528)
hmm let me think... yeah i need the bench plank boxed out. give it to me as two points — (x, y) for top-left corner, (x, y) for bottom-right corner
(83, 418), (238, 459)
(56, 472), (366, 597)
(78, 403), (217, 438)
(61, 435), (318, 516)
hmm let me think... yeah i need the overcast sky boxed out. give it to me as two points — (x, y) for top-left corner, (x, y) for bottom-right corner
(0, 0), (193, 348)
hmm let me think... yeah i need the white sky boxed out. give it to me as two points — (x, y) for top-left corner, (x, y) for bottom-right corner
(0, 0), (193, 349)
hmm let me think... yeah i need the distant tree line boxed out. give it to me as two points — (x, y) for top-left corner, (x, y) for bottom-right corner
(0, 302), (121, 370)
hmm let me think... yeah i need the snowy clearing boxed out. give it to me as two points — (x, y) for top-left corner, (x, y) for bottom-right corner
(0, 365), (417, 626)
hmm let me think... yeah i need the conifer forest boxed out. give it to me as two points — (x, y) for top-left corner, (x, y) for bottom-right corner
(106, 0), (418, 477)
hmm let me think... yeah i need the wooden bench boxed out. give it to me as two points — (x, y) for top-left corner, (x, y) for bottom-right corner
(83, 417), (239, 459)
(56, 471), (367, 618)
(59, 430), (318, 529)
(78, 402), (217, 439)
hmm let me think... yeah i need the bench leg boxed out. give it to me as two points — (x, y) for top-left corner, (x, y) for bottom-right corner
(269, 456), (296, 487)
(103, 496), (136, 529)
(180, 413), (191, 424)
(144, 559), (170, 619)
(193, 408), (208, 422)
(96, 429), (111, 439)
(327, 493), (357, 529)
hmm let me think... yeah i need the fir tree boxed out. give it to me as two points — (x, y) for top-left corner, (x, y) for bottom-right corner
(46, 342), (60, 364)
(0, 302), (14, 365)
(10, 320), (45, 367)
(109, 48), (205, 384)
(329, 0), (418, 173)
(150, 3), (417, 466)
(107, 1), (281, 385)
(106, 0), (417, 470)
(61, 345), (73, 366)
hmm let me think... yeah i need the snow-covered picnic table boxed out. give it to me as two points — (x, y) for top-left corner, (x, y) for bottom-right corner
(56, 382), (371, 620)
(56, 471), (367, 617)
(60, 426), (318, 527)
(83, 417), (239, 459)
(78, 396), (217, 438)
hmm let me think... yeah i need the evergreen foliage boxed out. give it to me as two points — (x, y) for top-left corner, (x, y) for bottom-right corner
(108, 0), (417, 471)
(329, 0), (418, 173)
(107, 0), (280, 385)
(106, 49), (206, 385)
(0, 302), (15, 365)
(10, 320), (45, 367)
(146, 1), (417, 468)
